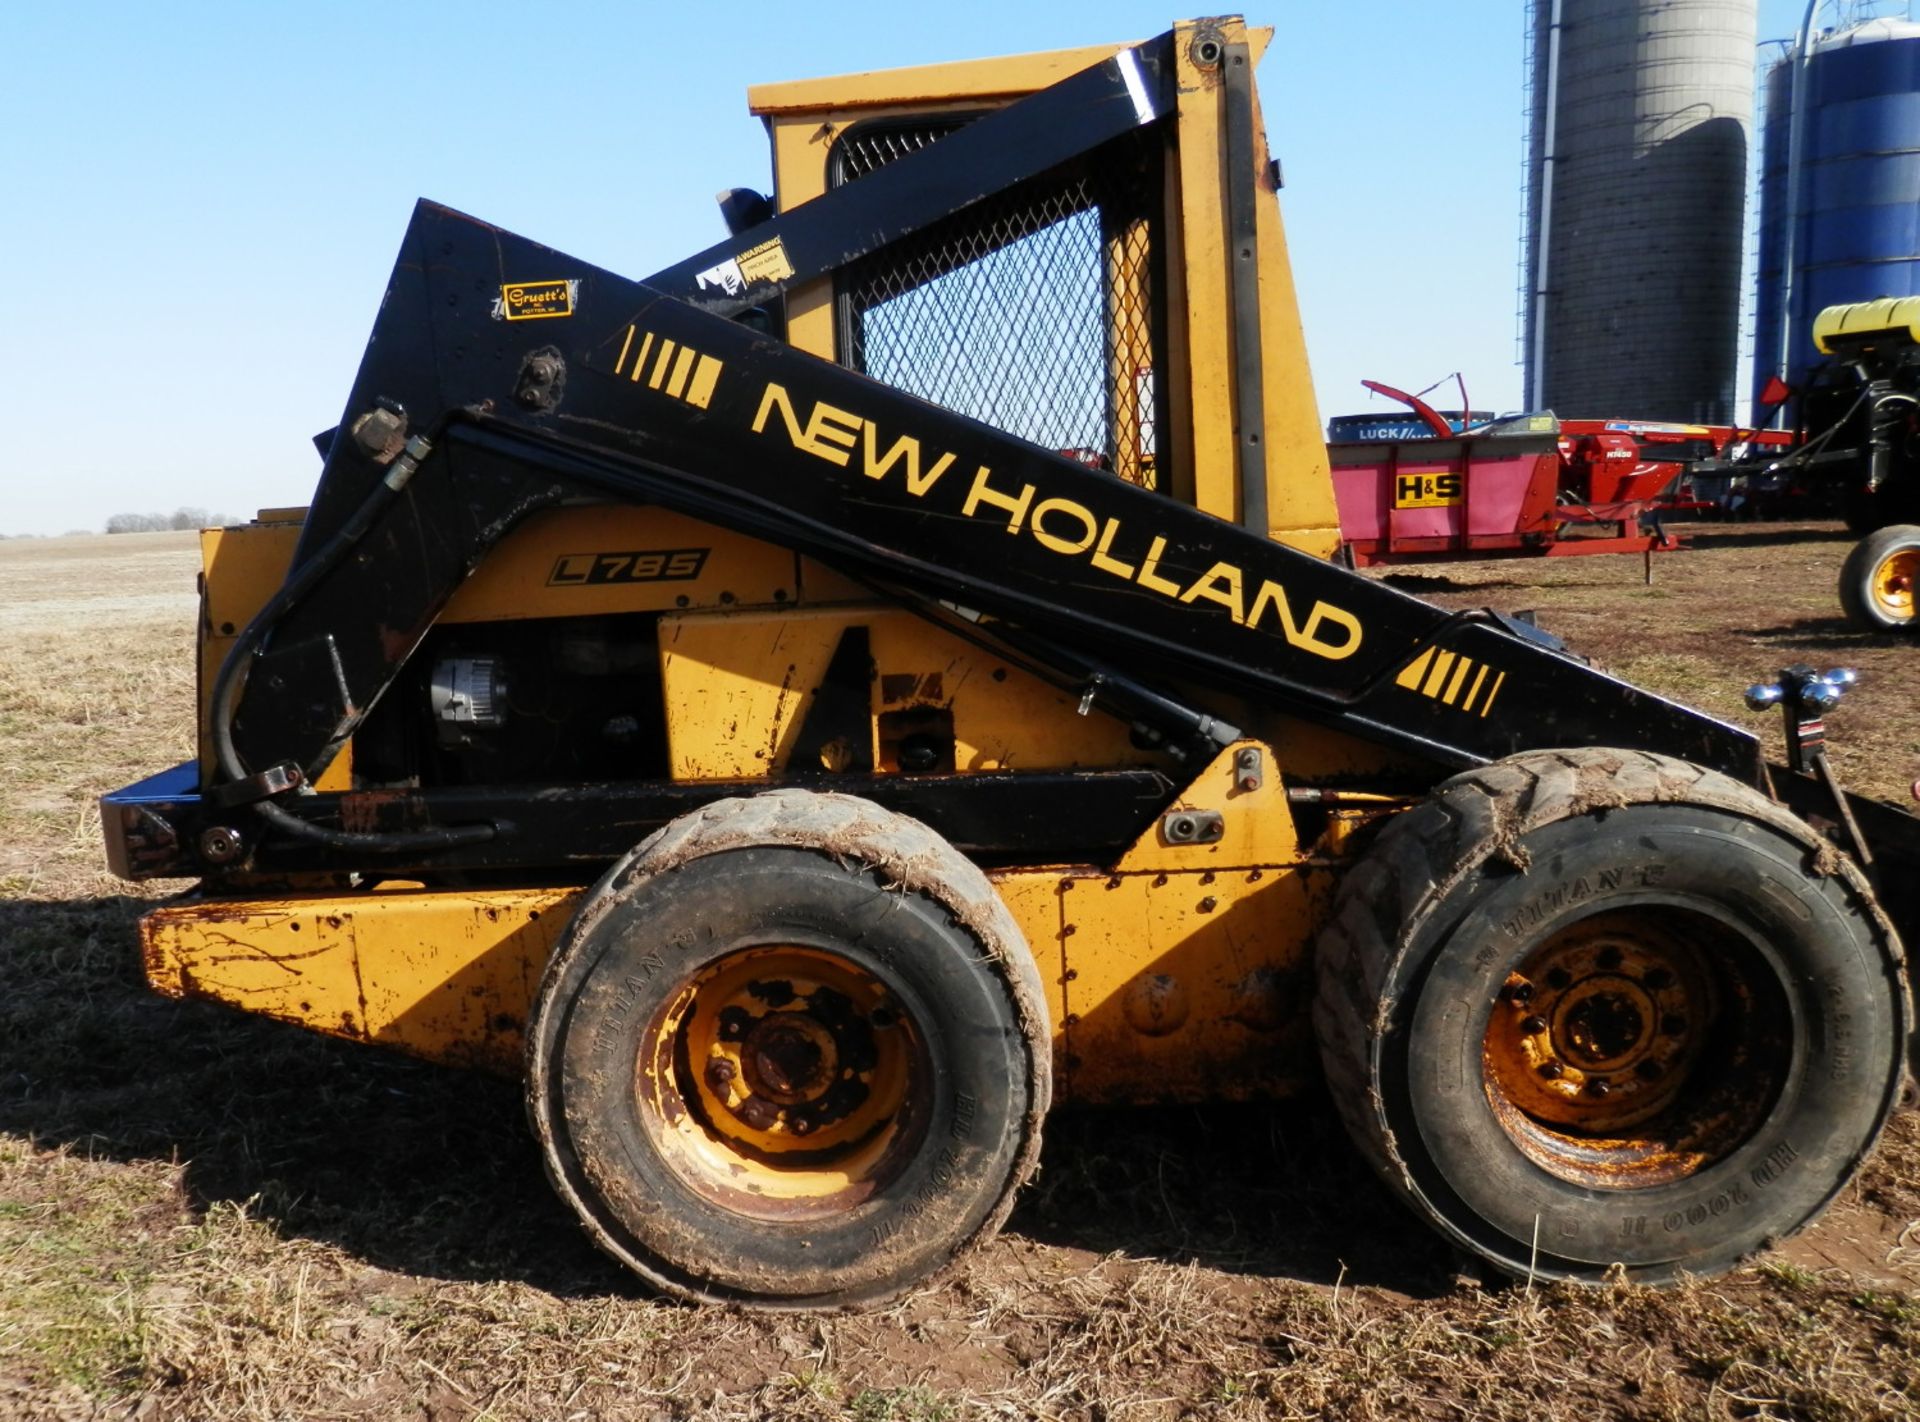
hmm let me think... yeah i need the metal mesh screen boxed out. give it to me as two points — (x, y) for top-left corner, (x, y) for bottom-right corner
(833, 121), (1162, 488)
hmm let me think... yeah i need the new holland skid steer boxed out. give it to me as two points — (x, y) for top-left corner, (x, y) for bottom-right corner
(102, 19), (1916, 1308)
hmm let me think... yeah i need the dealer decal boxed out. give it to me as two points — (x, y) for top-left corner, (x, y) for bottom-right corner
(495, 279), (577, 321)
(1393, 470), (1463, 509)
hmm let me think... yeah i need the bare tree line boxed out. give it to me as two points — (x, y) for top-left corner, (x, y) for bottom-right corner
(0, 509), (240, 539)
(104, 508), (234, 534)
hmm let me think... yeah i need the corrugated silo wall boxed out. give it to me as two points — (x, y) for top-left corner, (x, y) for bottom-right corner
(1524, 0), (1756, 422)
(1755, 24), (1920, 408)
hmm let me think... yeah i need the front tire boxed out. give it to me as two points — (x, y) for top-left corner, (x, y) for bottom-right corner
(527, 791), (1049, 1308)
(1314, 749), (1907, 1282)
(1840, 523), (1920, 631)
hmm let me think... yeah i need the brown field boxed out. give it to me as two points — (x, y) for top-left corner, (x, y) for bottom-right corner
(3, 523), (1919, 1420)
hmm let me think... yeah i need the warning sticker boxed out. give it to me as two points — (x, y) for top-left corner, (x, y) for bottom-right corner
(735, 236), (795, 286)
(495, 279), (576, 321)
(694, 258), (746, 297)
(695, 237), (795, 299)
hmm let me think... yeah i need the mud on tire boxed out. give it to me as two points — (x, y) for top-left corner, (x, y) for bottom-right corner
(1313, 748), (1909, 1282)
(527, 790), (1050, 1309)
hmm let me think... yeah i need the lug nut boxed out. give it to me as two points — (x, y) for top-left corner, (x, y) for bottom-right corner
(1595, 946), (1623, 971)
(737, 1097), (778, 1129)
(1584, 1078), (1612, 1098)
(1643, 968), (1674, 991)
(1538, 1061), (1564, 1080)
(1509, 981), (1535, 1004)
(1546, 967), (1573, 990)
(1520, 1015), (1548, 1035)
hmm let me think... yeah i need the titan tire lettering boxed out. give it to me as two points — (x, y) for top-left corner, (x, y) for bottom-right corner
(1313, 749), (1905, 1284)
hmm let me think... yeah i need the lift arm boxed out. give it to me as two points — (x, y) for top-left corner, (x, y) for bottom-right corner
(223, 199), (1757, 810)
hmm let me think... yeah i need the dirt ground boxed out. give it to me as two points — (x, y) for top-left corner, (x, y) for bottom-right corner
(3, 523), (1919, 1420)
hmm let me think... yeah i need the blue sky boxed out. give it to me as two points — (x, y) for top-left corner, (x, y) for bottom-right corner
(0, 1), (1816, 534)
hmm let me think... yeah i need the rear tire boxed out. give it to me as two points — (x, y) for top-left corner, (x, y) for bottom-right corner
(527, 791), (1049, 1308)
(1314, 748), (1907, 1283)
(1840, 523), (1920, 631)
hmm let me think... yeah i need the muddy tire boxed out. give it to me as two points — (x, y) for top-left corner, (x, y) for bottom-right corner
(527, 791), (1049, 1309)
(1840, 523), (1920, 631)
(1313, 748), (1908, 1283)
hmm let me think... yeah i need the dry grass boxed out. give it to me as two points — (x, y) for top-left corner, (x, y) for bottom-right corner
(2, 524), (1919, 1420)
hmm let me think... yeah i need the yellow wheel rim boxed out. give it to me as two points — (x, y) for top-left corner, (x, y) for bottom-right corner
(1480, 909), (1783, 1189)
(1871, 547), (1920, 621)
(637, 945), (929, 1219)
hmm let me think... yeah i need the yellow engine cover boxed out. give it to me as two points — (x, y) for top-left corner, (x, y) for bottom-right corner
(1812, 296), (1920, 355)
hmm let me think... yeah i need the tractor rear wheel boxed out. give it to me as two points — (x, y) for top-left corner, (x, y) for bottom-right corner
(1314, 748), (1906, 1283)
(1840, 523), (1920, 630)
(527, 791), (1049, 1308)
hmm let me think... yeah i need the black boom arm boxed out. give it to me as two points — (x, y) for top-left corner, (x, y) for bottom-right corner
(223, 201), (1759, 808)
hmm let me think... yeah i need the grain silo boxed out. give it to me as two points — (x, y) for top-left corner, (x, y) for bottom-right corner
(1754, 17), (1920, 408)
(1522, 0), (1757, 421)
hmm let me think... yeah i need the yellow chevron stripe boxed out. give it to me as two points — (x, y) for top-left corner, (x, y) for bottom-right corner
(665, 345), (697, 399)
(685, 354), (723, 409)
(1422, 650), (1457, 697)
(1395, 649), (1435, 690)
(1460, 663), (1491, 712)
(648, 339), (678, 389)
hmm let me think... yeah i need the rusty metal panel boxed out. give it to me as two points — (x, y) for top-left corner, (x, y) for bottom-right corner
(196, 523), (356, 791)
(1057, 865), (1331, 1103)
(982, 867), (1071, 1067)
(141, 887), (580, 1072)
(1113, 738), (1300, 872)
(442, 505), (797, 623)
(658, 604), (1161, 780)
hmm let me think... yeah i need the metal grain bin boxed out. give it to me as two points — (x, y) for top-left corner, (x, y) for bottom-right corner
(1755, 17), (1920, 407)
(1523, 0), (1756, 422)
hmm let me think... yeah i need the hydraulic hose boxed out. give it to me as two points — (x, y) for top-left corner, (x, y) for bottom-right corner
(210, 434), (498, 853)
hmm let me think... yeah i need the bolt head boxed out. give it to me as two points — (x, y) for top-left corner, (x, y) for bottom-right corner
(1584, 1077), (1611, 1098)
(198, 825), (246, 865)
(1537, 1061), (1564, 1080)
(1520, 1015), (1548, 1035)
